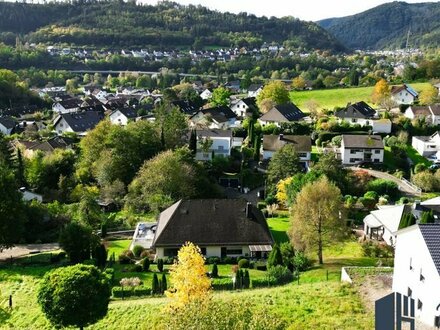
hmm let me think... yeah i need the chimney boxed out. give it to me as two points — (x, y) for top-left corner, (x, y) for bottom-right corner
(279, 134), (284, 141)
(245, 202), (252, 219)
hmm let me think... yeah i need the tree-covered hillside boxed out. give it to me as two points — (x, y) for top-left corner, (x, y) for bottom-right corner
(0, 0), (345, 51)
(318, 1), (440, 50)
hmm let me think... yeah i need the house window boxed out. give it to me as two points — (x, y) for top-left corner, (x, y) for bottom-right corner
(352, 118), (357, 123)
(420, 269), (425, 282)
(164, 248), (179, 257)
(226, 248), (242, 255)
(218, 146), (224, 151)
(298, 152), (307, 158)
(366, 121), (370, 126)
(200, 247), (207, 255)
(407, 287), (412, 297)
(374, 150), (380, 154)
(418, 299), (423, 310)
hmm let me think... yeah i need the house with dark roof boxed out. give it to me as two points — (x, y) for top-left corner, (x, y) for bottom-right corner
(247, 84), (263, 98)
(0, 117), (16, 135)
(341, 134), (384, 165)
(171, 100), (199, 116)
(392, 224), (440, 327)
(405, 105), (440, 126)
(53, 111), (104, 136)
(0, 105), (38, 118)
(230, 97), (256, 118)
(391, 84), (419, 105)
(109, 107), (138, 126)
(336, 101), (391, 133)
(151, 199), (274, 259)
(190, 106), (237, 130)
(200, 88), (212, 100)
(14, 136), (72, 158)
(262, 134), (311, 169)
(258, 103), (306, 127)
(412, 131), (440, 162)
(52, 98), (82, 114)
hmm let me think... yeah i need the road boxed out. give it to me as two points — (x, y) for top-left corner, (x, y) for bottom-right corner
(0, 243), (59, 261)
(348, 167), (421, 197)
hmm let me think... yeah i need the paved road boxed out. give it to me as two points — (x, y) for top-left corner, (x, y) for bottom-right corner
(348, 167), (421, 197)
(0, 243), (59, 261)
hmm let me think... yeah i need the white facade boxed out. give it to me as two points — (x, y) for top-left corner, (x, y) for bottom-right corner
(200, 89), (212, 100)
(109, 110), (129, 126)
(372, 119), (392, 134)
(195, 134), (238, 161)
(263, 150), (311, 168)
(392, 90), (417, 105)
(54, 117), (74, 135)
(155, 245), (251, 259)
(248, 87), (262, 98)
(405, 106), (440, 126)
(340, 146), (384, 165)
(363, 205), (405, 246)
(0, 123), (13, 135)
(392, 225), (440, 327)
(52, 102), (79, 114)
(230, 100), (250, 118)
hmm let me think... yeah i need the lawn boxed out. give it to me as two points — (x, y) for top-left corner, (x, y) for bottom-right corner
(267, 216), (290, 243)
(405, 145), (432, 167)
(290, 82), (432, 111)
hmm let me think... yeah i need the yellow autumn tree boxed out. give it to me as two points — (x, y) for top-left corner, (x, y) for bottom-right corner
(166, 242), (211, 308)
(419, 85), (438, 105)
(371, 79), (390, 105)
(276, 177), (292, 207)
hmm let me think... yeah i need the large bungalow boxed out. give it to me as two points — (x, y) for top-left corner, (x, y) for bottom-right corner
(152, 199), (274, 259)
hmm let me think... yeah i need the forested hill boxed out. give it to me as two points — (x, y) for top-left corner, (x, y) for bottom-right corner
(318, 1), (440, 50)
(0, 1), (345, 51)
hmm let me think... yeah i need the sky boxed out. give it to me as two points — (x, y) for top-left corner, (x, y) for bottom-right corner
(140, 0), (436, 21)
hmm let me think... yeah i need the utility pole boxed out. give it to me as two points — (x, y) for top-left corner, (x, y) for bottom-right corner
(405, 28), (411, 50)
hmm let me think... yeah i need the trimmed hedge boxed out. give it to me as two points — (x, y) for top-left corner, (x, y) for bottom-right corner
(112, 286), (152, 298)
(212, 278), (234, 291)
(251, 278), (277, 288)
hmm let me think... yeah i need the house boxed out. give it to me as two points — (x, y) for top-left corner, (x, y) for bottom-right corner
(335, 101), (377, 125)
(130, 222), (158, 250)
(200, 89), (212, 100)
(340, 135), (384, 165)
(258, 103), (306, 127)
(434, 83), (440, 96)
(193, 129), (242, 161)
(109, 107), (137, 126)
(247, 84), (263, 98)
(19, 188), (43, 202)
(363, 205), (412, 246)
(152, 199), (274, 259)
(52, 98), (82, 114)
(171, 100), (199, 116)
(190, 106), (237, 130)
(412, 131), (440, 162)
(0, 117), (16, 135)
(404, 105), (440, 125)
(392, 224), (440, 327)
(224, 81), (241, 93)
(53, 111), (104, 136)
(14, 136), (72, 158)
(262, 134), (312, 169)
(230, 97), (256, 118)
(391, 84), (419, 105)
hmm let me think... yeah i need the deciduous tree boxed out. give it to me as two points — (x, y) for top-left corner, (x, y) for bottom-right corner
(256, 81), (289, 109)
(371, 78), (390, 105)
(267, 144), (301, 192)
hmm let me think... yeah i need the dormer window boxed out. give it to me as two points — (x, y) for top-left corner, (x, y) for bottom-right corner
(420, 269), (425, 282)
(418, 299), (423, 310)
(408, 287), (412, 297)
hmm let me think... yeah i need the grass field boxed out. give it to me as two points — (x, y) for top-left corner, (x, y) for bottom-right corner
(267, 216), (290, 243)
(290, 82), (432, 111)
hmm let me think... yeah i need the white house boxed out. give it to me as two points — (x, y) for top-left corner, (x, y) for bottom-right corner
(230, 97), (256, 118)
(247, 84), (263, 98)
(109, 107), (137, 126)
(193, 129), (241, 161)
(130, 222), (157, 250)
(258, 103), (306, 127)
(391, 84), (419, 105)
(404, 105), (440, 125)
(52, 98), (82, 114)
(200, 89), (212, 100)
(340, 135), (384, 165)
(412, 131), (440, 162)
(392, 224), (440, 328)
(189, 106), (238, 130)
(363, 205), (410, 246)
(53, 111), (104, 136)
(0, 117), (16, 135)
(262, 134), (311, 170)
(152, 199), (274, 259)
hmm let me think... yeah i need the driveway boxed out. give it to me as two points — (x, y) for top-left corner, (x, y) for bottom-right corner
(0, 243), (60, 261)
(348, 167), (421, 197)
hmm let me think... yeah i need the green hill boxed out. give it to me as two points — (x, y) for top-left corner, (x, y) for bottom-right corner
(318, 1), (440, 50)
(0, 1), (345, 51)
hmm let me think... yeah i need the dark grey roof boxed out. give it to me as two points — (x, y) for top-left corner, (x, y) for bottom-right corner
(172, 100), (199, 115)
(0, 105), (38, 117)
(152, 199), (274, 247)
(196, 129), (233, 138)
(248, 84), (263, 92)
(240, 97), (257, 107)
(429, 105), (440, 116)
(115, 107), (137, 119)
(199, 106), (236, 123)
(57, 98), (82, 109)
(259, 103), (305, 123)
(335, 101), (376, 119)
(79, 104), (106, 112)
(55, 111), (104, 132)
(0, 117), (16, 129)
(263, 134), (311, 152)
(419, 224), (440, 276)
(342, 135), (384, 149)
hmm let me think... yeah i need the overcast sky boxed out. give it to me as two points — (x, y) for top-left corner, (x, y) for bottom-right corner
(140, 0), (437, 21)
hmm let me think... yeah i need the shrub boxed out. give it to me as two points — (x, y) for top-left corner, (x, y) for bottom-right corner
(206, 256), (220, 264)
(104, 268), (115, 284)
(257, 201), (267, 210)
(267, 265), (294, 285)
(366, 179), (399, 198)
(249, 261), (255, 269)
(152, 273), (159, 295)
(157, 258), (164, 272)
(140, 250), (150, 259)
(212, 278), (234, 290)
(399, 197), (409, 204)
(132, 245), (145, 258)
(238, 258), (249, 269)
(292, 251), (312, 271)
(211, 263), (219, 278)
(112, 286), (151, 299)
(118, 250), (134, 264)
(414, 163), (427, 174)
(267, 244), (283, 268)
(221, 256), (236, 264)
(364, 191), (378, 201)
(255, 261), (267, 271)
(315, 138), (322, 147)
(251, 278), (277, 288)
(358, 196), (376, 209)
(142, 258), (150, 272)
(131, 264), (143, 272)
(161, 273), (167, 293)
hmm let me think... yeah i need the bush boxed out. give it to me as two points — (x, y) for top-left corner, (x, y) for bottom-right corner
(140, 250), (150, 259)
(363, 191), (378, 201)
(206, 256), (220, 265)
(238, 258), (249, 269)
(366, 179), (399, 198)
(267, 265), (294, 285)
(104, 268), (115, 284)
(251, 278), (277, 288)
(414, 163), (427, 174)
(112, 286), (151, 299)
(141, 258), (150, 272)
(221, 256), (237, 264)
(292, 251), (312, 272)
(249, 261), (255, 269)
(255, 261), (267, 271)
(211, 263), (219, 278)
(257, 201), (267, 210)
(132, 245), (145, 258)
(118, 250), (134, 265)
(399, 197), (409, 204)
(211, 278), (234, 290)
(157, 258), (164, 272)
(131, 264), (143, 272)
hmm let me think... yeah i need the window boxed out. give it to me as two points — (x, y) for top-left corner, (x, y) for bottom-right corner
(352, 118), (357, 123)
(200, 247), (206, 255)
(298, 152), (307, 158)
(226, 248), (242, 255)
(374, 150), (380, 154)
(418, 299), (423, 310)
(164, 248), (179, 257)
(373, 159), (379, 163)
(218, 146), (224, 151)
(407, 287), (412, 297)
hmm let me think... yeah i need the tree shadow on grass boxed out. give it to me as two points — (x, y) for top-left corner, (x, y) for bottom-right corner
(0, 307), (11, 323)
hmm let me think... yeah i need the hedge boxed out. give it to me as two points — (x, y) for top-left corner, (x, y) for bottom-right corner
(251, 278), (277, 288)
(211, 278), (234, 291)
(112, 286), (152, 298)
